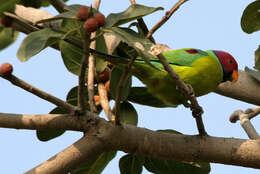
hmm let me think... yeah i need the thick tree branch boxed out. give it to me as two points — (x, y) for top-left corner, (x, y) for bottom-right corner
(0, 74), (76, 113)
(215, 70), (260, 106)
(1, 112), (260, 170)
(25, 136), (106, 174)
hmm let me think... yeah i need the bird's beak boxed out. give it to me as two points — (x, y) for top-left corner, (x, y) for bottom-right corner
(231, 70), (238, 83)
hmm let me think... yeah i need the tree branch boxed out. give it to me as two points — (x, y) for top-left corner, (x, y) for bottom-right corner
(114, 56), (136, 125)
(78, 34), (91, 113)
(47, 0), (66, 13)
(0, 74), (76, 113)
(98, 83), (114, 120)
(215, 70), (260, 106)
(1, 112), (260, 170)
(146, 0), (188, 39)
(230, 108), (260, 140)
(25, 135), (106, 174)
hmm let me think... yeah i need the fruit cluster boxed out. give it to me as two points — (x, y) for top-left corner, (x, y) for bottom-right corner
(77, 6), (106, 33)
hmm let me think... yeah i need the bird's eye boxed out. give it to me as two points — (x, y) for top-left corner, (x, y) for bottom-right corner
(229, 59), (233, 64)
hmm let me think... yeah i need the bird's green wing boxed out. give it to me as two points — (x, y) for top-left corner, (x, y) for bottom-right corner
(141, 48), (209, 68)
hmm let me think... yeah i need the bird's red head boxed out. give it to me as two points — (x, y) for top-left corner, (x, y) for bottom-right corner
(213, 50), (238, 83)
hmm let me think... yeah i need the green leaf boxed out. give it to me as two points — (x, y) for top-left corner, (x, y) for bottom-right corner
(36, 107), (66, 141)
(255, 46), (260, 71)
(41, 0), (69, 7)
(119, 102), (138, 126)
(71, 151), (117, 174)
(66, 86), (89, 106)
(60, 40), (83, 76)
(119, 154), (143, 174)
(95, 31), (108, 73)
(104, 27), (154, 65)
(105, 4), (163, 27)
(110, 67), (132, 101)
(17, 28), (65, 62)
(0, 0), (18, 16)
(0, 26), (19, 50)
(144, 129), (211, 174)
(128, 87), (169, 108)
(19, 0), (42, 8)
(245, 66), (260, 82)
(144, 157), (210, 174)
(241, 0), (260, 34)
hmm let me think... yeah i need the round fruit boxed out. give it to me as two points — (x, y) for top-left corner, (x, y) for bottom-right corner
(0, 16), (12, 27)
(77, 6), (89, 21)
(84, 18), (99, 33)
(98, 67), (110, 82)
(0, 63), (13, 76)
(93, 13), (106, 27)
(105, 80), (110, 93)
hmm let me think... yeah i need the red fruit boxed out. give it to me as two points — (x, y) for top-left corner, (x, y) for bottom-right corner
(0, 63), (13, 76)
(98, 67), (110, 82)
(93, 13), (106, 27)
(77, 6), (89, 21)
(0, 16), (12, 27)
(94, 95), (100, 105)
(84, 18), (99, 33)
(105, 80), (110, 93)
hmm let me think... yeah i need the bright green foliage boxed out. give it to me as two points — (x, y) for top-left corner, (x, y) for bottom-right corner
(118, 102), (138, 126)
(105, 4), (163, 27)
(241, 0), (260, 34)
(0, 0), (18, 16)
(110, 67), (132, 101)
(0, 26), (18, 50)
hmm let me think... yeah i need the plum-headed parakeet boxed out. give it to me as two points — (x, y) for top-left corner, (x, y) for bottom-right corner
(95, 48), (238, 107)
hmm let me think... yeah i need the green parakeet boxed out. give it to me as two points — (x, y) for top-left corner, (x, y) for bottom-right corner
(94, 48), (238, 107)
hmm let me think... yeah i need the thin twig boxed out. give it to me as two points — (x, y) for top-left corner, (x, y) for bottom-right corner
(114, 57), (136, 125)
(47, 0), (66, 13)
(230, 107), (260, 139)
(146, 0), (188, 39)
(98, 83), (114, 120)
(78, 33), (91, 113)
(129, 0), (156, 43)
(86, 0), (102, 113)
(0, 74), (76, 113)
(157, 54), (206, 135)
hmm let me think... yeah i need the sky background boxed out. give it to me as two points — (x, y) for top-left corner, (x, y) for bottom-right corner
(1, 0), (260, 173)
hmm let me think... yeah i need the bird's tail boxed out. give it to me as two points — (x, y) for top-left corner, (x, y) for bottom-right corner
(89, 48), (130, 65)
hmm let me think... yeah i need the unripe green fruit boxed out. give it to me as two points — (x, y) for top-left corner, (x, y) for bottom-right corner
(77, 6), (89, 21)
(84, 18), (99, 33)
(93, 13), (106, 27)
(0, 63), (13, 76)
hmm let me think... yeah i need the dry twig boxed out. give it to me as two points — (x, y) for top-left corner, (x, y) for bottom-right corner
(0, 74), (76, 113)
(230, 107), (260, 139)
(146, 0), (188, 39)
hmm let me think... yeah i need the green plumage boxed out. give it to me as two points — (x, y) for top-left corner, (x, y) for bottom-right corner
(96, 48), (223, 107)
